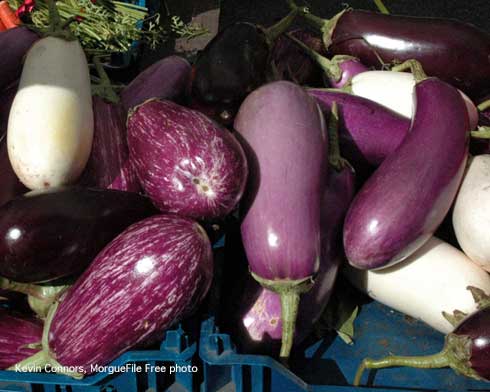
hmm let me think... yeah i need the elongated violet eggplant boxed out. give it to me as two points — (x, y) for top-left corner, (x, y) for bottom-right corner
(79, 96), (140, 192)
(234, 80), (328, 359)
(127, 99), (248, 220)
(0, 309), (42, 369)
(0, 187), (157, 283)
(297, 5), (490, 98)
(121, 56), (192, 113)
(344, 63), (469, 270)
(353, 287), (490, 385)
(0, 27), (38, 91)
(14, 215), (213, 377)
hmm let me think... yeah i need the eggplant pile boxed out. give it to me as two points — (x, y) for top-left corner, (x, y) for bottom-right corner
(2, 0), (490, 387)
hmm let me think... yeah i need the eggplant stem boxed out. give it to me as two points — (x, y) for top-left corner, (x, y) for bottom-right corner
(328, 102), (349, 171)
(296, 7), (347, 49)
(471, 126), (490, 139)
(264, 6), (302, 44)
(373, 0), (390, 14)
(391, 59), (427, 82)
(477, 100), (490, 112)
(353, 350), (450, 386)
(93, 56), (120, 104)
(467, 285), (490, 309)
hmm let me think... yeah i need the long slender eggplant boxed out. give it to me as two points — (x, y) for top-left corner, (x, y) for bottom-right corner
(354, 287), (490, 385)
(234, 80), (328, 359)
(121, 56), (192, 113)
(296, 5), (490, 98)
(127, 99), (248, 220)
(0, 309), (42, 369)
(0, 187), (157, 283)
(344, 63), (469, 270)
(14, 215), (213, 377)
(0, 27), (38, 91)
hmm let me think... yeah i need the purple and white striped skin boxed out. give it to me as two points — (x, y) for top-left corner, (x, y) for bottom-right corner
(78, 97), (140, 192)
(40, 215), (212, 376)
(127, 99), (248, 220)
(0, 309), (42, 369)
(121, 56), (191, 113)
(308, 89), (410, 168)
(343, 77), (469, 270)
(240, 164), (356, 348)
(0, 27), (38, 91)
(234, 81), (328, 359)
(329, 58), (369, 89)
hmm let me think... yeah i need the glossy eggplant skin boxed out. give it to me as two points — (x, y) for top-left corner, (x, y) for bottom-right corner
(329, 10), (490, 98)
(344, 78), (469, 270)
(454, 307), (490, 380)
(0, 187), (157, 283)
(0, 135), (27, 207)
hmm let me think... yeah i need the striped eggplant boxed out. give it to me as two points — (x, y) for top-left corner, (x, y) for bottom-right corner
(14, 215), (213, 377)
(0, 135), (27, 207)
(344, 70), (469, 270)
(234, 80), (328, 359)
(78, 97), (140, 192)
(0, 27), (39, 91)
(0, 187), (157, 283)
(121, 56), (191, 113)
(0, 309), (42, 370)
(127, 99), (248, 220)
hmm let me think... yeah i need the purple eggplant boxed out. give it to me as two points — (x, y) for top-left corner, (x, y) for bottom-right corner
(0, 80), (18, 138)
(308, 89), (410, 169)
(15, 215), (213, 377)
(0, 135), (27, 207)
(127, 99), (248, 220)
(0, 309), (42, 370)
(270, 29), (326, 86)
(343, 70), (469, 270)
(79, 97), (140, 192)
(234, 80), (328, 359)
(297, 6), (490, 98)
(0, 187), (157, 283)
(121, 56), (191, 112)
(354, 287), (490, 385)
(0, 27), (38, 91)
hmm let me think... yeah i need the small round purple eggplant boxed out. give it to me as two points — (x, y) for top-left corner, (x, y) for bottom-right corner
(354, 287), (490, 385)
(234, 80), (329, 359)
(120, 56), (191, 112)
(127, 99), (248, 220)
(0, 187), (158, 283)
(344, 73), (469, 270)
(78, 97), (140, 192)
(15, 215), (213, 377)
(0, 309), (42, 370)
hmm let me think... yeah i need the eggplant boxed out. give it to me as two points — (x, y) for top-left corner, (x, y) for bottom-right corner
(354, 287), (490, 385)
(0, 309), (42, 369)
(0, 135), (27, 207)
(121, 56), (192, 113)
(308, 89), (410, 168)
(127, 99), (248, 220)
(191, 6), (301, 121)
(298, 6), (490, 98)
(0, 187), (157, 283)
(0, 80), (18, 138)
(234, 80), (328, 359)
(14, 214), (213, 377)
(0, 27), (39, 91)
(79, 97), (140, 192)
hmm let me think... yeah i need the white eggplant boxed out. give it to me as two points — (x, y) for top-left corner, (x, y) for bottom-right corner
(7, 37), (93, 190)
(344, 237), (490, 333)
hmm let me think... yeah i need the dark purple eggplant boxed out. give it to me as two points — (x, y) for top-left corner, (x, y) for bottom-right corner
(354, 286), (490, 385)
(121, 55), (191, 113)
(127, 99), (248, 220)
(0, 27), (39, 91)
(234, 80), (328, 359)
(297, 5), (490, 98)
(0, 309), (42, 370)
(343, 65), (469, 270)
(79, 97), (140, 192)
(14, 215), (213, 377)
(0, 187), (157, 283)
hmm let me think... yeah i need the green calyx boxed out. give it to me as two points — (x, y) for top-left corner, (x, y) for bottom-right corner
(261, 5), (305, 46)
(327, 101), (351, 172)
(250, 271), (314, 359)
(92, 56), (120, 104)
(390, 59), (427, 82)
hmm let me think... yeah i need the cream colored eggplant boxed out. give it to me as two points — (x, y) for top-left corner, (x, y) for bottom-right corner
(344, 237), (490, 333)
(453, 155), (490, 271)
(7, 37), (93, 190)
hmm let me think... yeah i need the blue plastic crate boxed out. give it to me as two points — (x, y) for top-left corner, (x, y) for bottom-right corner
(199, 300), (490, 392)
